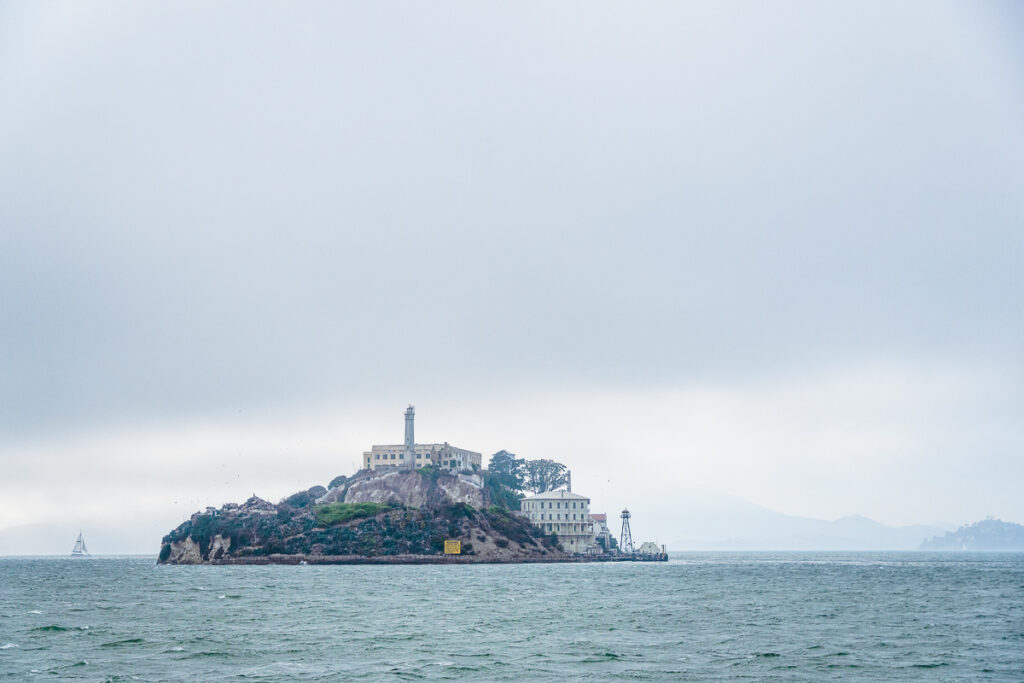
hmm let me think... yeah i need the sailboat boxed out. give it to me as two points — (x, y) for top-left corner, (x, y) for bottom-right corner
(70, 531), (90, 558)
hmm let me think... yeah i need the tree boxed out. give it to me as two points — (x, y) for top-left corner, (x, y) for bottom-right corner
(488, 452), (570, 496)
(488, 450), (525, 491)
(523, 459), (568, 494)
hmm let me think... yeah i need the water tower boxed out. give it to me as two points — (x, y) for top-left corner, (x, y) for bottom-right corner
(619, 508), (634, 554)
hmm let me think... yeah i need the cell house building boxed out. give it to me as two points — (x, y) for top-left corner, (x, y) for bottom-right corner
(363, 405), (482, 472)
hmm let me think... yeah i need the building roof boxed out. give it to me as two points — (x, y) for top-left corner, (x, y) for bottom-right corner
(521, 490), (589, 501)
(590, 513), (606, 521)
(366, 443), (480, 453)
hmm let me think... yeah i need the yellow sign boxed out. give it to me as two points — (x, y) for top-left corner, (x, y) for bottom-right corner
(444, 540), (461, 555)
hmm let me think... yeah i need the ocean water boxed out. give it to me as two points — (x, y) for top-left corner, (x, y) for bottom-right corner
(1, 553), (1022, 681)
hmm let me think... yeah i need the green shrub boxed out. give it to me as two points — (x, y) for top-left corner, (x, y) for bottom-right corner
(483, 507), (536, 546)
(283, 486), (326, 509)
(417, 465), (441, 481)
(444, 502), (475, 519)
(314, 502), (392, 527)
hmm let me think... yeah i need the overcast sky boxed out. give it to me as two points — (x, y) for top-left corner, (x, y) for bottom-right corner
(1, 1), (1022, 552)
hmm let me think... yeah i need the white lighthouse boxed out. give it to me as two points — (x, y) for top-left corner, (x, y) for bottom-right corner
(404, 405), (415, 467)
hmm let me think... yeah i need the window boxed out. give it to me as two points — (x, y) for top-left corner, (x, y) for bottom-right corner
(375, 454), (380, 460)
(390, 454), (395, 460)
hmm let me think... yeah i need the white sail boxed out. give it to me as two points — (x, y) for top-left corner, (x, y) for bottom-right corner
(71, 531), (90, 557)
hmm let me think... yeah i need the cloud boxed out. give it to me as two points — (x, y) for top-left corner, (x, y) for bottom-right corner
(0, 1), (1021, 549)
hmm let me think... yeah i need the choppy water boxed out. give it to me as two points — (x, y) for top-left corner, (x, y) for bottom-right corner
(1, 553), (1022, 681)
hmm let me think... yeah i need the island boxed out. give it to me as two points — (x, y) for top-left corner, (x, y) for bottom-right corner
(920, 518), (1024, 551)
(158, 405), (667, 565)
(159, 468), (572, 564)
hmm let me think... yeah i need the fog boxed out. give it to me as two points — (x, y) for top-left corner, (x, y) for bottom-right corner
(1, 1), (1022, 552)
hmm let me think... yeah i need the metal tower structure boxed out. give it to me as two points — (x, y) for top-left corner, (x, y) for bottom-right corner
(619, 509), (634, 554)
(404, 405), (416, 467)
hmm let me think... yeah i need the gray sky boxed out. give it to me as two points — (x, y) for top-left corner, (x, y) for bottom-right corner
(1, 1), (1022, 552)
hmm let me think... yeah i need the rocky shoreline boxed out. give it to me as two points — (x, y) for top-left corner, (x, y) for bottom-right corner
(159, 468), (578, 565)
(177, 553), (621, 565)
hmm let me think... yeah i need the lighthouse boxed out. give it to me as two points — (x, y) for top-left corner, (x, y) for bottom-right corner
(404, 405), (415, 467)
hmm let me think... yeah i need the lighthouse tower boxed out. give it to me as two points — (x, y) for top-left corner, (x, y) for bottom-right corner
(404, 405), (416, 467)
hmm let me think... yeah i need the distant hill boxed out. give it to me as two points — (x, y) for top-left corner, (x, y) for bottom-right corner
(664, 490), (952, 550)
(920, 519), (1024, 550)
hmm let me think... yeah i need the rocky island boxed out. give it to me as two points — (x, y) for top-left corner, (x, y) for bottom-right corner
(920, 518), (1024, 551)
(159, 405), (664, 565)
(159, 467), (571, 564)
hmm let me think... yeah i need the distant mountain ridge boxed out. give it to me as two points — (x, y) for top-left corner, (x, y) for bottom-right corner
(666, 492), (954, 550)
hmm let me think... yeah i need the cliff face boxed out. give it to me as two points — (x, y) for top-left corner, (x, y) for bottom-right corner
(331, 470), (484, 508)
(159, 469), (565, 564)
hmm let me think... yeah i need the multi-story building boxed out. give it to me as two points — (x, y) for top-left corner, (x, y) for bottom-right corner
(363, 442), (481, 471)
(521, 490), (595, 553)
(362, 406), (482, 472)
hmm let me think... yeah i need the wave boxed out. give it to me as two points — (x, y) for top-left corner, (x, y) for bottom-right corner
(0, 643), (18, 649)
(581, 651), (623, 662)
(178, 650), (234, 659)
(29, 625), (89, 633)
(100, 638), (145, 648)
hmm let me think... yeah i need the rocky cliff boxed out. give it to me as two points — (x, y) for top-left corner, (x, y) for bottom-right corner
(316, 469), (485, 508)
(159, 468), (568, 564)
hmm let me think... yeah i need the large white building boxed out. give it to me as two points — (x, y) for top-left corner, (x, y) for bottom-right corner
(521, 490), (595, 554)
(362, 406), (482, 472)
(363, 442), (481, 471)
